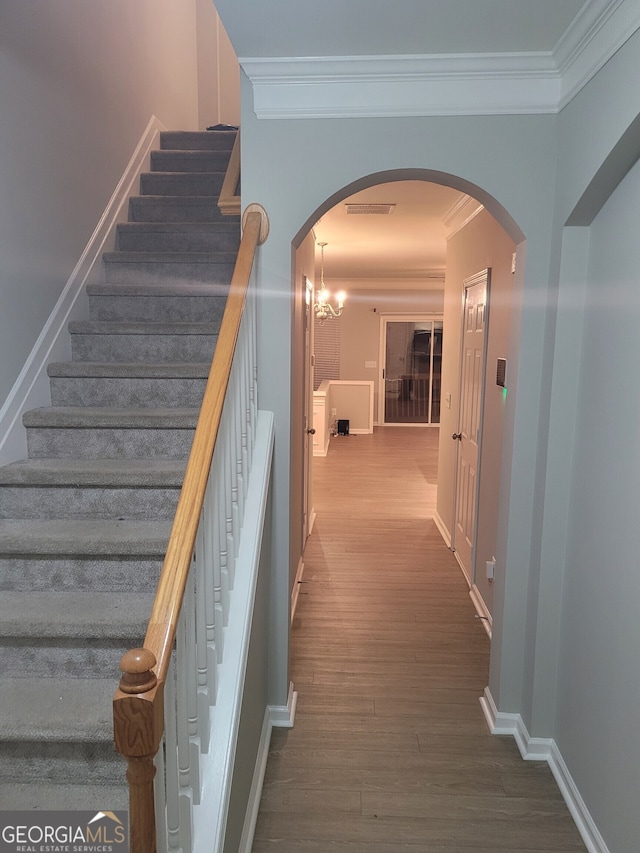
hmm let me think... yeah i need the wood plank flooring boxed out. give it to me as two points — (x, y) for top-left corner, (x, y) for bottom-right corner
(252, 427), (586, 852)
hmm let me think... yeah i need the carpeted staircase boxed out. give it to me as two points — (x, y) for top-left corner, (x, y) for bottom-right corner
(0, 130), (240, 810)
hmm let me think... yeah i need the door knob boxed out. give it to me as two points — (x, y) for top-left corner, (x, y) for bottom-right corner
(452, 432), (462, 440)
(307, 428), (316, 435)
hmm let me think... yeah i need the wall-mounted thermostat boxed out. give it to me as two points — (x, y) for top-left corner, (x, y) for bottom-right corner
(496, 358), (507, 388)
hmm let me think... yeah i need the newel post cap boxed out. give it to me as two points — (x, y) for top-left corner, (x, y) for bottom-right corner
(118, 648), (158, 695)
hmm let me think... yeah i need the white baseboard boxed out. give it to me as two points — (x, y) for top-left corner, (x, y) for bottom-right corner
(480, 687), (610, 853)
(454, 550), (472, 587)
(469, 584), (492, 639)
(0, 114), (166, 466)
(433, 511), (451, 548)
(308, 508), (317, 536)
(238, 682), (297, 853)
(291, 557), (306, 624)
(270, 681), (298, 729)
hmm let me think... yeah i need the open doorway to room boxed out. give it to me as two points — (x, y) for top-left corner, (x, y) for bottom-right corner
(291, 174), (519, 640)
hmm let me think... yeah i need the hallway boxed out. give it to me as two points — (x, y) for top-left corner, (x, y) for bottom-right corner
(251, 428), (586, 851)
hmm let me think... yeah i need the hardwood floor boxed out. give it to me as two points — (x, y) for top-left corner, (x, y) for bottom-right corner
(252, 427), (586, 852)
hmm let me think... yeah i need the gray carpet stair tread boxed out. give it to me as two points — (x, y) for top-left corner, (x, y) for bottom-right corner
(102, 251), (237, 264)
(87, 282), (229, 299)
(68, 320), (219, 335)
(0, 676), (122, 741)
(0, 458), (186, 486)
(160, 130), (236, 148)
(0, 781), (128, 810)
(47, 361), (210, 378)
(22, 407), (198, 428)
(0, 518), (170, 555)
(117, 222), (239, 235)
(0, 590), (152, 639)
(87, 281), (230, 297)
(129, 193), (224, 205)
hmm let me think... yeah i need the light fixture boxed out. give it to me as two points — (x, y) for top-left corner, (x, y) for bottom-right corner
(314, 242), (345, 320)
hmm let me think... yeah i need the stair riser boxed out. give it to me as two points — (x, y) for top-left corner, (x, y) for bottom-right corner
(103, 257), (235, 285)
(151, 150), (232, 173)
(1, 637), (144, 680)
(141, 172), (224, 197)
(88, 293), (227, 323)
(26, 427), (195, 460)
(0, 557), (162, 593)
(160, 130), (236, 151)
(0, 742), (125, 785)
(0, 485), (180, 520)
(71, 332), (217, 362)
(128, 197), (232, 223)
(116, 226), (240, 254)
(50, 376), (207, 407)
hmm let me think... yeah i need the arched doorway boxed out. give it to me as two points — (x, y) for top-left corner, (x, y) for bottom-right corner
(290, 169), (523, 654)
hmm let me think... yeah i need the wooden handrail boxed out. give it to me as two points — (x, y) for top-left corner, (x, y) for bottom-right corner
(218, 131), (241, 217)
(113, 205), (268, 853)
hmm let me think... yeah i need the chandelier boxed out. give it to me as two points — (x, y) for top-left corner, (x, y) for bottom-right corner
(314, 242), (345, 320)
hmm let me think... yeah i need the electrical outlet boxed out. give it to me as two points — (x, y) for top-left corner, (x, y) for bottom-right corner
(486, 558), (495, 582)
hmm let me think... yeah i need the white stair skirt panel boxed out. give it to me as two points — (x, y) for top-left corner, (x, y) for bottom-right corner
(480, 687), (611, 853)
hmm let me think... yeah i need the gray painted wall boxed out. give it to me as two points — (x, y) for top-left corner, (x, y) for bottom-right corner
(0, 0), (201, 408)
(556, 156), (640, 853)
(239, 91), (558, 721)
(437, 210), (515, 616)
(239, 26), (640, 849)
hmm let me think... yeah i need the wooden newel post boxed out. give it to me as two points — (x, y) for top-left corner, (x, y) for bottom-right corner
(114, 648), (163, 853)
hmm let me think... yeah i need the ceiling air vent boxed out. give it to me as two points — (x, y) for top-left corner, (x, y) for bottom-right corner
(345, 203), (396, 215)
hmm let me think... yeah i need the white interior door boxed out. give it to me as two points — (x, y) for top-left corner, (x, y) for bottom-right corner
(452, 271), (489, 583)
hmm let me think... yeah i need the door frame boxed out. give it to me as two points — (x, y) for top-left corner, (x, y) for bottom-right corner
(451, 269), (491, 587)
(303, 275), (315, 541)
(377, 312), (443, 426)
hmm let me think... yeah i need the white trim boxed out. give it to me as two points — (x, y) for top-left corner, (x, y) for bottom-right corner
(469, 584), (492, 639)
(240, 1), (640, 119)
(291, 557), (305, 624)
(270, 681), (298, 729)
(241, 52), (561, 119)
(237, 683), (297, 853)
(0, 115), (166, 466)
(454, 546), (472, 587)
(445, 200), (485, 241)
(480, 687), (611, 853)
(556, 0), (640, 109)
(433, 511), (452, 549)
(308, 508), (317, 536)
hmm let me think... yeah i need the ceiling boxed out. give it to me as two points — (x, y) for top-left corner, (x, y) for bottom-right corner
(216, 0), (587, 59)
(214, 0), (603, 284)
(313, 181), (475, 287)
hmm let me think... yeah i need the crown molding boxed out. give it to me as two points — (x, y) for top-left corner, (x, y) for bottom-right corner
(240, 0), (640, 119)
(242, 52), (560, 119)
(444, 196), (485, 240)
(556, 0), (640, 108)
